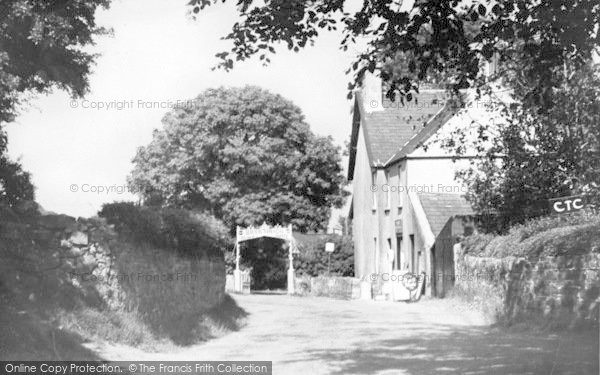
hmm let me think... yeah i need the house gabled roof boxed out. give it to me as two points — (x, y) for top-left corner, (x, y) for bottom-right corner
(347, 90), (447, 180)
(385, 95), (465, 166)
(417, 193), (474, 237)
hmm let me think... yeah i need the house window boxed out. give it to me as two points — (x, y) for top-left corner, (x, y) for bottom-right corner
(398, 165), (404, 208)
(371, 171), (377, 210)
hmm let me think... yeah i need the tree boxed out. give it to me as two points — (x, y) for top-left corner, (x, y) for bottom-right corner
(0, 0), (111, 206)
(294, 234), (354, 277)
(0, 0), (111, 124)
(0, 154), (34, 208)
(191, 0), (599, 103)
(129, 86), (347, 232)
(0, 125), (33, 208)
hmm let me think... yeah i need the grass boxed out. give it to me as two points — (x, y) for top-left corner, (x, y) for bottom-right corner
(57, 294), (248, 351)
(446, 284), (503, 325)
(0, 291), (101, 360)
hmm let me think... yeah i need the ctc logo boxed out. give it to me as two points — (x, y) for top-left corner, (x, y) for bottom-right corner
(552, 197), (584, 213)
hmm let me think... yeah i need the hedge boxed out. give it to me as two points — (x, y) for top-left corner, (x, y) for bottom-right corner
(98, 202), (231, 258)
(293, 234), (354, 277)
(463, 211), (600, 259)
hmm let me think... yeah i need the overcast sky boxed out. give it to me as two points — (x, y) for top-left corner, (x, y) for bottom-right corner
(6, 0), (363, 218)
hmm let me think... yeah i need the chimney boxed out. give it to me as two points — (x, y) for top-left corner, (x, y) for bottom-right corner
(361, 71), (384, 113)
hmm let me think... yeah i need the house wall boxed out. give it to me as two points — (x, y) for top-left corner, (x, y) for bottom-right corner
(405, 158), (471, 194)
(399, 156), (472, 297)
(374, 161), (407, 280)
(351, 128), (378, 279)
(353, 154), (473, 297)
(404, 192), (433, 295)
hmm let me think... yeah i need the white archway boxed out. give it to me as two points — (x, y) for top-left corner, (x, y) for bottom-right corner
(233, 223), (298, 294)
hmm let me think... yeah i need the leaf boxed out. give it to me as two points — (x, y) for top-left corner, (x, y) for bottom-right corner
(478, 4), (486, 16)
(492, 4), (501, 16)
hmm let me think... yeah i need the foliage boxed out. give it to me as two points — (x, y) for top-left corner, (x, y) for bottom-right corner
(0, 0), (111, 125)
(98, 202), (231, 258)
(450, 64), (600, 228)
(235, 237), (289, 290)
(294, 234), (354, 277)
(128, 86), (347, 232)
(0, 124), (34, 208)
(0, 0), (110, 209)
(192, 0), (599, 102)
(463, 211), (600, 258)
(0, 154), (35, 207)
(461, 232), (495, 257)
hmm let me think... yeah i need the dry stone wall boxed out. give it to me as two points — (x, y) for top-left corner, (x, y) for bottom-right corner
(294, 275), (361, 300)
(34, 214), (226, 319)
(454, 250), (600, 328)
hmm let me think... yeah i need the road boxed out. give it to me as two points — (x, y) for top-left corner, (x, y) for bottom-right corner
(89, 294), (599, 374)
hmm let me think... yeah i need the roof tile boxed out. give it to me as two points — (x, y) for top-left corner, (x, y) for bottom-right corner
(417, 193), (474, 237)
(360, 90), (447, 165)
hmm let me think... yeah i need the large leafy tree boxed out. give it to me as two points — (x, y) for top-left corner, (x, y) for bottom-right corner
(129, 86), (347, 232)
(192, 0), (600, 226)
(0, 0), (111, 206)
(191, 0), (598, 101)
(0, 0), (110, 124)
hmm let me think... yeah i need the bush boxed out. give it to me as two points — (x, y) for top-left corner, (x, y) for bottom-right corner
(463, 211), (600, 259)
(294, 234), (354, 277)
(98, 202), (231, 258)
(509, 210), (600, 241)
(0, 155), (35, 207)
(462, 233), (495, 256)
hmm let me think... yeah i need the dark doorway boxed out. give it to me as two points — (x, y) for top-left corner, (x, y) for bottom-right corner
(239, 237), (288, 291)
(396, 235), (403, 270)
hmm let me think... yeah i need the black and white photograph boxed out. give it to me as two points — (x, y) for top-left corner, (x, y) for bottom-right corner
(1, 0), (599, 374)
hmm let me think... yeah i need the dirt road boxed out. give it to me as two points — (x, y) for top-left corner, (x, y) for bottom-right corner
(89, 294), (599, 374)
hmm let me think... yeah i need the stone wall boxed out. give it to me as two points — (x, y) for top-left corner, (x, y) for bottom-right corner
(454, 250), (600, 328)
(295, 275), (361, 300)
(36, 214), (226, 321)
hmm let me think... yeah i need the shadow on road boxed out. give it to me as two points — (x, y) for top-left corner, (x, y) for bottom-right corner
(299, 324), (599, 375)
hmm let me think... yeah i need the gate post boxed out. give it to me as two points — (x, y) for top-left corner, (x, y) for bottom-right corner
(233, 232), (242, 293)
(287, 224), (295, 295)
(287, 248), (295, 295)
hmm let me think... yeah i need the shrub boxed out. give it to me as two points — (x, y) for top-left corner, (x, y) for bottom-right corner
(98, 202), (231, 258)
(462, 211), (600, 259)
(294, 234), (354, 277)
(0, 156), (34, 208)
(462, 233), (495, 256)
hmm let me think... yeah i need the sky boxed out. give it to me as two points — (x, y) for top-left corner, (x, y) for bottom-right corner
(6, 0), (363, 219)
